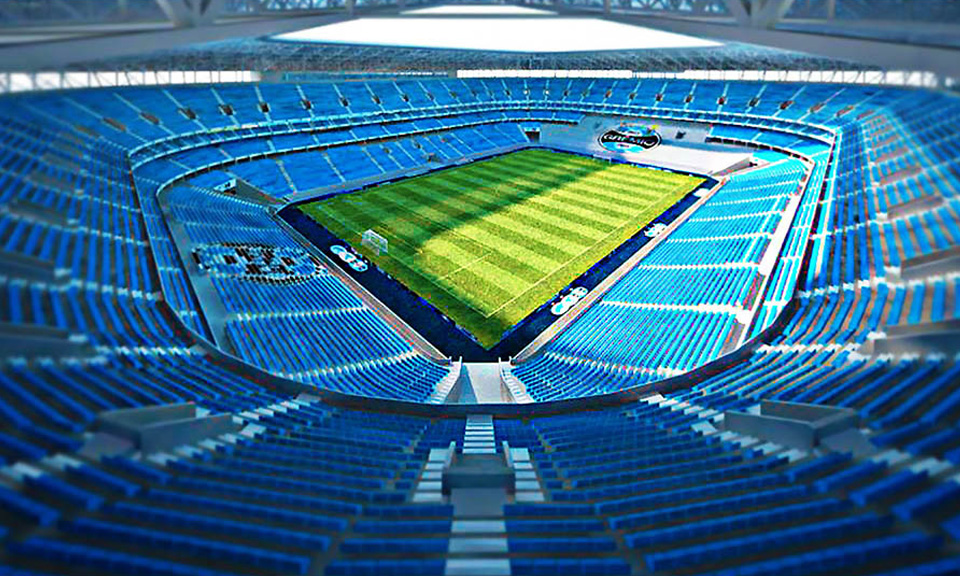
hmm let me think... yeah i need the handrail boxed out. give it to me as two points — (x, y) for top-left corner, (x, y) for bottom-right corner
(444, 440), (457, 470)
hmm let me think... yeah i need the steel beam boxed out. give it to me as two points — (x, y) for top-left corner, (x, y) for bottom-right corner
(754, 0), (797, 27)
(155, 0), (228, 26)
(723, 0), (750, 26)
(603, 12), (960, 80)
(49, 0), (84, 20)
(0, 11), (356, 70)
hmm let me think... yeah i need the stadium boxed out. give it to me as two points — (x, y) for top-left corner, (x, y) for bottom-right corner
(0, 0), (959, 574)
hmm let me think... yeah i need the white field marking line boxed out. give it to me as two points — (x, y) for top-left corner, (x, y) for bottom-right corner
(523, 178), (662, 221)
(412, 157), (642, 297)
(316, 171), (526, 287)
(522, 149), (686, 187)
(455, 162), (675, 253)
(489, 150), (650, 191)
(424, 174), (612, 255)
(324, 188), (488, 259)
(385, 182), (567, 278)
(542, 155), (703, 189)
(315, 157), (698, 323)
(437, 249), (493, 282)
(325, 168), (609, 322)
(445, 188), (619, 244)
(311, 203), (424, 255)
(440, 160), (627, 222)
(308, 203), (479, 288)
(419, 175), (590, 296)
(475, 159), (686, 235)
(316, 199), (460, 266)
(412, 154), (640, 254)
(495, 156), (681, 210)
(349, 231), (495, 317)
(311, 197), (499, 319)
(496, 151), (694, 210)
(470, 171), (700, 318)
(481, 180), (697, 319)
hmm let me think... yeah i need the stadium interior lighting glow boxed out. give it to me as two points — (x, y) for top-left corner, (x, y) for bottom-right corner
(457, 69), (634, 78)
(400, 5), (557, 15)
(0, 70), (261, 93)
(273, 18), (722, 53)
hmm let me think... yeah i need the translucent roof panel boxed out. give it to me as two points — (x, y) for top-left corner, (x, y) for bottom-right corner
(399, 5), (557, 15)
(273, 17), (722, 53)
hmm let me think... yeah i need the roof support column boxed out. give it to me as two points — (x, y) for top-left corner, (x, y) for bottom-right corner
(723, 0), (750, 25)
(604, 0), (611, 16)
(154, 0), (224, 27)
(753, 0), (797, 28)
(346, 0), (356, 16)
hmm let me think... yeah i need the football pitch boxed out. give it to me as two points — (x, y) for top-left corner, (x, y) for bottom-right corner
(300, 148), (704, 348)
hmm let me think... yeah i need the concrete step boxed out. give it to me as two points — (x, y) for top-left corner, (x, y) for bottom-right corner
(466, 415), (493, 426)
(448, 537), (508, 554)
(445, 558), (510, 576)
(452, 520), (506, 534)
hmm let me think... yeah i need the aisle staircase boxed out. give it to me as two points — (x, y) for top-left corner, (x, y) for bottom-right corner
(464, 415), (496, 454)
(409, 415), (547, 575)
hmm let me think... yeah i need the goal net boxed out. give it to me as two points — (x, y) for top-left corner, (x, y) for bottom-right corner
(361, 229), (388, 256)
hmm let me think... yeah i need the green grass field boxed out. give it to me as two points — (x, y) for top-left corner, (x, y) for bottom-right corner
(300, 149), (703, 348)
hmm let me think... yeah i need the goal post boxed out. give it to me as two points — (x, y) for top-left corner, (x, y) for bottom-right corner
(361, 229), (388, 256)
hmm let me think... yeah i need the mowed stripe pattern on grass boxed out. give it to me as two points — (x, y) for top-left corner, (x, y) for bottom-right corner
(301, 149), (703, 348)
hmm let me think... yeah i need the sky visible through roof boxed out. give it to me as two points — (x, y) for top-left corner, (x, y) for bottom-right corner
(273, 5), (721, 53)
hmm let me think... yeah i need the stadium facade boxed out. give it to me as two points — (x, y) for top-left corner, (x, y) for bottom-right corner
(0, 2), (959, 575)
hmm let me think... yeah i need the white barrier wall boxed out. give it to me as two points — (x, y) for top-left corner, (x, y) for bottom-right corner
(539, 114), (754, 175)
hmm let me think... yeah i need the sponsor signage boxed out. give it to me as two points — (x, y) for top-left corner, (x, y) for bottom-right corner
(598, 123), (662, 154)
(551, 287), (589, 316)
(331, 245), (369, 272)
(644, 222), (668, 238)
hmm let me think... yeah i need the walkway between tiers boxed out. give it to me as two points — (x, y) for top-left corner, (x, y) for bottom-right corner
(452, 363), (514, 404)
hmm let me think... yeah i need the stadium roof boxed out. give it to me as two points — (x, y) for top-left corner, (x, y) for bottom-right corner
(76, 36), (862, 75)
(0, 0), (956, 83)
(401, 5), (558, 15)
(273, 6), (721, 53)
